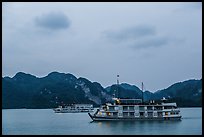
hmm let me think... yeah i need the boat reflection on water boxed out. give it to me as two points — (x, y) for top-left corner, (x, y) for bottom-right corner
(89, 120), (182, 135)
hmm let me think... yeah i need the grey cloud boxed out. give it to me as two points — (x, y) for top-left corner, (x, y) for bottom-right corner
(130, 37), (169, 50)
(35, 12), (71, 30)
(103, 25), (170, 49)
(104, 25), (156, 43)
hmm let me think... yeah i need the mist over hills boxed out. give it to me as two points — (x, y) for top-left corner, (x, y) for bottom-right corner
(2, 72), (202, 108)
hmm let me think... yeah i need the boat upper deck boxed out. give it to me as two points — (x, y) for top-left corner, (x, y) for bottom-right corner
(113, 98), (142, 105)
(111, 98), (177, 107)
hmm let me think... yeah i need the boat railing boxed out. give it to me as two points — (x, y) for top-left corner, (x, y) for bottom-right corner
(123, 110), (135, 112)
(122, 116), (136, 118)
(146, 109), (154, 112)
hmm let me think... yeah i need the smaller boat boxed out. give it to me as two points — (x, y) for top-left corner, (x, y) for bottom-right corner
(53, 104), (94, 113)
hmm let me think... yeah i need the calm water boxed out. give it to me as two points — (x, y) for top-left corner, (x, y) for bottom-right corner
(2, 108), (202, 135)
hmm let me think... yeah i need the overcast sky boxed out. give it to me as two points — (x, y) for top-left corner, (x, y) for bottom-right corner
(2, 2), (202, 92)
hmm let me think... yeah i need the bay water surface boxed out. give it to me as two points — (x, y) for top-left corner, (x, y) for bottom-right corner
(2, 107), (202, 135)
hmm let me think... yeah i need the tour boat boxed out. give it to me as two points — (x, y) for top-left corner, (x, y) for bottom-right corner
(88, 97), (182, 121)
(88, 75), (182, 121)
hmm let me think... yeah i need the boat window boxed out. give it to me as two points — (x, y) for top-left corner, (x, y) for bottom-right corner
(118, 113), (123, 116)
(130, 112), (134, 116)
(148, 112), (153, 117)
(147, 106), (153, 110)
(123, 106), (128, 111)
(129, 106), (134, 110)
(158, 112), (163, 117)
(164, 106), (173, 109)
(170, 112), (175, 115)
(153, 112), (157, 116)
(113, 112), (117, 116)
(140, 112), (144, 116)
(106, 112), (111, 116)
(109, 106), (115, 111)
(123, 112), (128, 117)
(154, 106), (162, 110)
(139, 106), (145, 111)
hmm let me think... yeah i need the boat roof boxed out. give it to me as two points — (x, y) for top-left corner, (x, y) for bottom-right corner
(112, 98), (142, 101)
(118, 99), (142, 101)
(161, 102), (177, 106)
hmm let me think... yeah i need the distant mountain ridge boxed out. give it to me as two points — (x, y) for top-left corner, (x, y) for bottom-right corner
(2, 72), (202, 108)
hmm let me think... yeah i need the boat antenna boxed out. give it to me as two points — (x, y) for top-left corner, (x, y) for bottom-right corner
(142, 82), (144, 103)
(117, 75), (119, 98)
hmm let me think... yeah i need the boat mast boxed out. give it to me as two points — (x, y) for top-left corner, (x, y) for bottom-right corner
(142, 82), (144, 103)
(117, 75), (119, 98)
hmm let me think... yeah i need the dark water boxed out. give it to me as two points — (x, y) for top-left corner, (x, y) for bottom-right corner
(2, 107), (202, 135)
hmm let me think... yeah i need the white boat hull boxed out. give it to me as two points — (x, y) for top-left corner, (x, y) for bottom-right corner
(88, 113), (182, 121)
